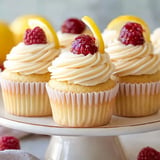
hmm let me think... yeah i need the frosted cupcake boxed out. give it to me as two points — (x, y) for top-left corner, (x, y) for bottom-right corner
(46, 16), (118, 127)
(0, 26), (60, 116)
(57, 18), (92, 49)
(106, 21), (160, 117)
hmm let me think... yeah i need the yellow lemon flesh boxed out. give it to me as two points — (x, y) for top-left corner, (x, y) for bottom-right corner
(107, 15), (150, 42)
(0, 21), (15, 64)
(82, 16), (104, 53)
(10, 14), (59, 48)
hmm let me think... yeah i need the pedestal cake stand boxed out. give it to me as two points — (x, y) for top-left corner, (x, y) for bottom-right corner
(0, 98), (160, 160)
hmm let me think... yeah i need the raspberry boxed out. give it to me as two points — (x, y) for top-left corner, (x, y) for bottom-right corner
(61, 18), (86, 34)
(137, 146), (160, 160)
(0, 63), (4, 71)
(119, 22), (144, 45)
(24, 26), (47, 45)
(71, 35), (98, 56)
(0, 136), (20, 151)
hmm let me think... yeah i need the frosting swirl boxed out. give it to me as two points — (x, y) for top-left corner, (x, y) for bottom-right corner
(151, 28), (160, 54)
(4, 42), (60, 75)
(102, 29), (119, 47)
(106, 40), (160, 76)
(48, 51), (115, 86)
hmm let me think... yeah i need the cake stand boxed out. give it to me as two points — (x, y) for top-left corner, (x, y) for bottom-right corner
(0, 97), (160, 160)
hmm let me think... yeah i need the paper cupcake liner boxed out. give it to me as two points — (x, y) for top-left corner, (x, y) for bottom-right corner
(46, 84), (119, 127)
(0, 78), (52, 117)
(114, 82), (160, 117)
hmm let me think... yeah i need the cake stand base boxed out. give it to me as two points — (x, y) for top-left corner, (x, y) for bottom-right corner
(45, 136), (126, 160)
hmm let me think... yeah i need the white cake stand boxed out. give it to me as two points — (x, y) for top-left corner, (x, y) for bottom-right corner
(0, 101), (160, 160)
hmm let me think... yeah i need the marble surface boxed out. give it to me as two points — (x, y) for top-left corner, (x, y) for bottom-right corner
(21, 134), (50, 160)
(20, 130), (160, 160)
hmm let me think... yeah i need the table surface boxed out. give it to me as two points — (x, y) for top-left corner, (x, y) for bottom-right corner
(20, 130), (160, 160)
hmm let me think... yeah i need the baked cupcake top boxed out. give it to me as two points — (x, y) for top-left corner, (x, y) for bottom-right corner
(151, 28), (160, 54)
(4, 26), (60, 75)
(105, 19), (160, 77)
(57, 18), (92, 49)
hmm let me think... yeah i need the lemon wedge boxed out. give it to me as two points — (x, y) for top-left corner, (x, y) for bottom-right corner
(0, 21), (15, 64)
(107, 15), (150, 42)
(28, 18), (59, 48)
(82, 16), (104, 53)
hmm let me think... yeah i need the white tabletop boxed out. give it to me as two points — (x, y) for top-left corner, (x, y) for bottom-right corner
(20, 130), (160, 160)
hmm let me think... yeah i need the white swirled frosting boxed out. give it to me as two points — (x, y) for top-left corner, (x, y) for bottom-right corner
(102, 29), (119, 47)
(48, 51), (115, 86)
(106, 40), (160, 76)
(151, 28), (160, 54)
(4, 42), (60, 75)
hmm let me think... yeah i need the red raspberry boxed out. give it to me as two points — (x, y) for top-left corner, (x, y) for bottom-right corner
(71, 35), (98, 56)
(0, 136), (20, 151)
(61, 18), (86, 34)
(119, 22), (144, 45)
(24, 26), (47, 45)
(137, 146), (160, 160)
(0, 63), (4, 71)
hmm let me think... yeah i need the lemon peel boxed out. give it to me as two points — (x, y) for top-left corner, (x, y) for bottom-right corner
(28, 18), (59, 48)
(107, 15), (150, 42)
(82, 16), (104, 53)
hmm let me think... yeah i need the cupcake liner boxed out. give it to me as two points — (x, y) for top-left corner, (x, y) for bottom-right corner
(46, 84), (119, 127)
(114, 82), (160, 117)
(0, 78), (52, 117)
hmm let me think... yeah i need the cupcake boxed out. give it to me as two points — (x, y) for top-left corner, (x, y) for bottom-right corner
(57, 18), (92, 49)
(46, 16), (118, 127)
(0, 26), (60, 116)
(105, 19), (160, 117)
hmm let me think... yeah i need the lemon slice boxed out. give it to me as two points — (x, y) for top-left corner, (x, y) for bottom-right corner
(82, 16), (104, 53)
(107, 15), (150, 42)
(28, 17), (59, 48)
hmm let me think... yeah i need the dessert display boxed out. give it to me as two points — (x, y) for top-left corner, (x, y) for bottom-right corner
(46, 16), (118, 127)
(105, 15), (160, 117)
(57, 17), (92, 49)
(0, 22), (60, 116)
(0, 13), (159, 160)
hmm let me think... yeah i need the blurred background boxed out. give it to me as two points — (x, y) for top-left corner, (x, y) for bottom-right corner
(1, 0), (160, 31)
